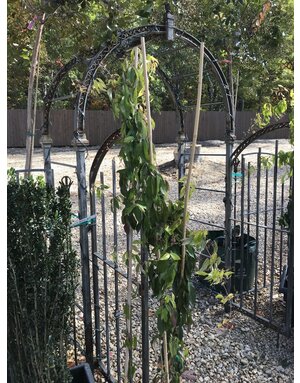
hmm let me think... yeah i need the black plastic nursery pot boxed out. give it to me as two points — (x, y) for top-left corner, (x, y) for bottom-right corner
(69, 363), (95, 383)
(278, 265), (294, 328)
(199, 230), (257, 293)
(279, 264), (288, 301)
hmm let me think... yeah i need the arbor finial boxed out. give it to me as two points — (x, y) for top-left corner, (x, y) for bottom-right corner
(164, 3), (174, 41)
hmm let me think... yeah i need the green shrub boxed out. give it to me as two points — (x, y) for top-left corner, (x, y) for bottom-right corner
(7, 170), (78, 383)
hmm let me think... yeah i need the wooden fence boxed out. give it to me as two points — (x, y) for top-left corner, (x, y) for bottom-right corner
(7, 109), (289, 147)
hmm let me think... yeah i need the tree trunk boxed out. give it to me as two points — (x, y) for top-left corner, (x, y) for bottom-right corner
(24, 13), (45, 177)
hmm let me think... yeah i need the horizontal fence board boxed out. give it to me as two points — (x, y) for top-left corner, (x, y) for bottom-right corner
(7, 109), (289, 148)
(152, 111), (179, 143)
(7, 109), (44, 147)
(50, 109), (73, 146)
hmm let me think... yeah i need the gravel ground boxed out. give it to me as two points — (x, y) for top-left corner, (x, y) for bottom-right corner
(7, 139), (294, 382)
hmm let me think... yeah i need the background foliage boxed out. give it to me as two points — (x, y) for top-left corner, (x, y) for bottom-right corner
(7, 171), (78, 383)
(7, 0), (293, 111)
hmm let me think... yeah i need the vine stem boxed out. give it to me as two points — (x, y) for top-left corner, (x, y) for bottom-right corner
(124, 47), (139, 383)
(181, 42), (205, 281)
(141, 36), (154, 164)
(141, 37), (170, 382)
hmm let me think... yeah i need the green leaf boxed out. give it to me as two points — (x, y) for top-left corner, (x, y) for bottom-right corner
(170, 252), (181, 261)
(165, 225), (173, 235)
(20, 53), (30, 60)
(200, 258), (210, 272)
(275, 99), (287, 115)
(215, 293), (224, 300)
(111, 196), (121, 211)
(159, 252), (171, 261)
(196, 270), (208, 276)
(135, 203), (146, 212)
(92, 78), (107, 93)
(123, 136), (135, 143)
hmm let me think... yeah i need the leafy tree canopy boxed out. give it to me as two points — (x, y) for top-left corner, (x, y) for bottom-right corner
(7, 0), (293, 110)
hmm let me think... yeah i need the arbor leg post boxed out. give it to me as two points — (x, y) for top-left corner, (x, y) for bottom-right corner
(224, 114), (235, 312)
(177, 131), (186, 199)
(74, 139), (94, 366)
(40, 135), (54, 187)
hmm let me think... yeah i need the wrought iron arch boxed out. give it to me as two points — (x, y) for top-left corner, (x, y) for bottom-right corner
(89, 129), (121, 189)
(41, 56), (82, 137)
(87, 28), (235, 196)
(74, 24), (234, 142)
(156, 66), (185, 133)
(230, 121), (290, 166)
(41, 54), (186, 139)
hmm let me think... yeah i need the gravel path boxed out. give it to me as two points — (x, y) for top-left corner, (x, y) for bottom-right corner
(7, 139), (294, 382)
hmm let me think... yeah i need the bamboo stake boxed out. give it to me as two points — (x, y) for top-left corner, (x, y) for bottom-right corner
(234, 70), (240, 118)
(163, 331), (170, 383)
(124, 229), (133, 383)
(140, 37), (154, 164)
(180, 42), (205, 280)
(134, 45), (139, 67)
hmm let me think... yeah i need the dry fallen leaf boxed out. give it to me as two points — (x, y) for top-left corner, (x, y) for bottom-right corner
(181, 370), (197, 381)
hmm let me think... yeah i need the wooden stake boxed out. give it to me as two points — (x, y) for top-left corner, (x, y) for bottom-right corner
(124, 229), (133, 383)
(234, 70), (240, 119)
(134, 46), (139, 68)
(140, 36), (154, 165)
(181, 42), (205, 280)
(163, 331), (170, 383)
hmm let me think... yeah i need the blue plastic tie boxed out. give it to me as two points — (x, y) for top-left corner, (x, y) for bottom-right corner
(70, 214), (96, 228)
(232, 172), (243, 178)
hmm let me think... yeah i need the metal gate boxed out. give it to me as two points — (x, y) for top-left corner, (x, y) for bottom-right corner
(229, 124), (293, 336)
(177, 122), (293, 338)
(88, 153), (152, 382)
(82, 130), (293, 383)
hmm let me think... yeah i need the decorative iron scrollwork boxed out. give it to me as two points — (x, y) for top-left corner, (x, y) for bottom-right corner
(230, 121), (290, 166)
(89, 129), (121, 188)
(59, 175), (73, 191)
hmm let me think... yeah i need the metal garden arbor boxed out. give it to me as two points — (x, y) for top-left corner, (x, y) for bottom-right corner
(38, 6), (293, 382)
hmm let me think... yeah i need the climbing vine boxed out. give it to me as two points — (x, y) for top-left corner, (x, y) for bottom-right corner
(102, 48), (234, 382)
(102, 49), (207, 381)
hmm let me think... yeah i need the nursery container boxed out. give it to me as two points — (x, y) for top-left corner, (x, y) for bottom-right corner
(70, 363), (95, 383)
(199, 230), (257, 292)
